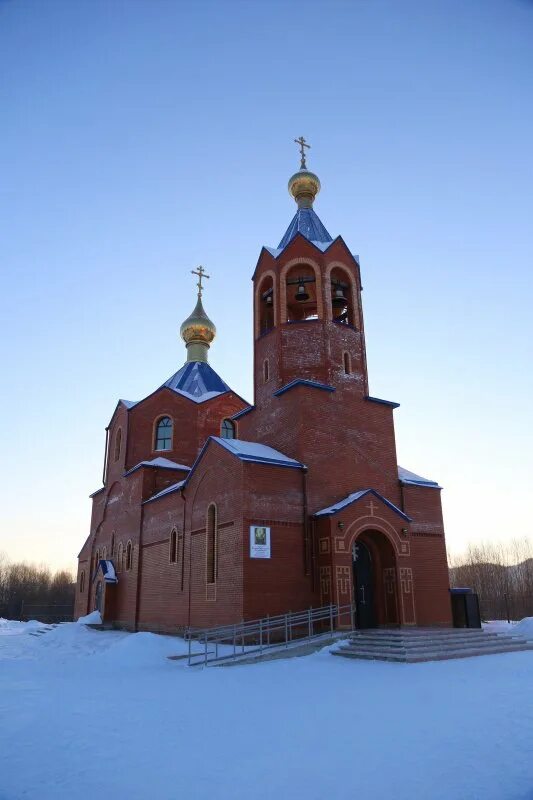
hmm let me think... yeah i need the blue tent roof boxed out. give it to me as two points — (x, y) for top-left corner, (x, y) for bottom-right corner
(161, 361), (230, 403)
(278, 207), (333, 250)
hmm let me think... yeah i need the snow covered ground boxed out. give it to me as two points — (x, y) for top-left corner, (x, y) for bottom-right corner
(1, 619), (533, 800)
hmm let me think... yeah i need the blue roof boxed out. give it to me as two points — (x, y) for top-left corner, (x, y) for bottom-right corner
(143, 480), (186, 505)
(314, 488), (411, 521)
(398, 466), (441, 489)
(278, 207), (333, 250)
(211, 436), (304, 469)
(161, 361), (230, 403)
(274, 379), (335, 397)
(124, 457), (191, 477)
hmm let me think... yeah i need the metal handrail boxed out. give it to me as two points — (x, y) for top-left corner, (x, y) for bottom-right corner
(185, 602), (355, 666)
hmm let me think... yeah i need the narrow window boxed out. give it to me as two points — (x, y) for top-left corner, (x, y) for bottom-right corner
(221, 419), (235, 439)
(102, 546), (107, 560)
(206, 504), (217, 584)
(169, 530), (177, 563)
(263, 359), (269, 383)
(79, 571), (85, 593)
(111, 533), (115, 557)
(94, 550), (99, 574)
(117, 543), (123, 573)
(114, 428), (122, 462)
(126, 540), (133, 571)
(155, 417), (173, 451)
(343, 352), (351, 374)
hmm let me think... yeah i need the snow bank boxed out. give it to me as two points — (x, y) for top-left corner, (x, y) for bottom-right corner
(514, 616), (533, 640)
(76, 610), (102, 625)
(0, 617), (47, 636)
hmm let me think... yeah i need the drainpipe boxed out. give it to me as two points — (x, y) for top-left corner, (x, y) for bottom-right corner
(133, 499), (145, 632)
(102, 428), (109, 485)
(302, 466), (309, 575)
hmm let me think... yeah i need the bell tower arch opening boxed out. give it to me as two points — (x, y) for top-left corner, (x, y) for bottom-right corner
(258, 274), (275, 335)
(330, 266), (355, 327)
(285, 264), (319, 323)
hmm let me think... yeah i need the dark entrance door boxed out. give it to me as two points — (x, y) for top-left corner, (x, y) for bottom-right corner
(95, 580), (103, 614)
(353, 541), (375, 628)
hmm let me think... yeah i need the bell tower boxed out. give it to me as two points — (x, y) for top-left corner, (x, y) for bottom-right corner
(252, 141), (369, 410)
(239, 141), (401, 511)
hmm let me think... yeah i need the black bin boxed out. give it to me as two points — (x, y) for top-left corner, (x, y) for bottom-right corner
(450, 588), (481, 628)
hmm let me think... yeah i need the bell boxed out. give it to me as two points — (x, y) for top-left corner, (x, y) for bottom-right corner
(265, 294), (273, 305)
(332, 286), (346, 308)
(295, 283), (309, 302)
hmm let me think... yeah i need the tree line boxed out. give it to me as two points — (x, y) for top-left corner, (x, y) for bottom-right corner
(449, 537), (533, 621)
(0, 553), (76, 622)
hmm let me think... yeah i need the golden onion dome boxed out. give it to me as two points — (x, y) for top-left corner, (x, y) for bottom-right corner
(288, 167), (321, 208)
(180, 295), (216, 362)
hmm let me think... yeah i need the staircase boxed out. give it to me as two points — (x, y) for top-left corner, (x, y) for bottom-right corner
(332, 627), (533, 663)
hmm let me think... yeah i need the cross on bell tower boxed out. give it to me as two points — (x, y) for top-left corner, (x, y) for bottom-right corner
(294, 136), (311, 169)
(191, 265), (210, 298)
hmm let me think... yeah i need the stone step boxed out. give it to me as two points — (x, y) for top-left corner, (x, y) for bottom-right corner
(331, 642), (533, 664)
(338, 640), (531, 659)
(346, 635), (515, 651)
(347, 632), (501, 647)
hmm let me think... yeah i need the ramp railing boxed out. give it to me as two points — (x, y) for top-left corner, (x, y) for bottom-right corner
(185, 602), (355, 666)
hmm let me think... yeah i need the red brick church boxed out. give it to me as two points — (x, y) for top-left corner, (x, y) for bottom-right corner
(75, 143), (452, 631)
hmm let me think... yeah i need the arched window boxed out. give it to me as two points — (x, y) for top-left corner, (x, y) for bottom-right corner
(206, 504), (217, 584)
(169, 529), (177, 563)
(117, 542), (123, 573)
(154, 417), (173, 451)
(94, 550), (99, 574)
(220, 419), (235, 439)
(263, 359), (269, 383)
(330, 268), (355, 326)
(79, 571), (85, 593)
(343, 352), (351, 374)
(114, 428), (122, 462)
(126, 540), (133, 571)
(258, 275), (274, 334)
(102, 546), (107, 560)
(286, 264), (318, 322)
(110, 532), (115, 557)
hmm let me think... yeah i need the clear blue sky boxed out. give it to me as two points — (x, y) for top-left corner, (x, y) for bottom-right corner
(1, 0), (532, 571)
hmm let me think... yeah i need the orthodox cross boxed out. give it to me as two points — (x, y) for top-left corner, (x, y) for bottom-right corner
(367, 499), (378, 517)
(191, 265), (210, 298)
(294, 135), (310, 169)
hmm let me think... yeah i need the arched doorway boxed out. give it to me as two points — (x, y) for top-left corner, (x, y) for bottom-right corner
(353, 540), (375, 628)
(352, 530), (400, 628)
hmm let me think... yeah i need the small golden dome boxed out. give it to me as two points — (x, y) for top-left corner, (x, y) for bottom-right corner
(288, 168), (321, 208)
(180, 296), (216, 361)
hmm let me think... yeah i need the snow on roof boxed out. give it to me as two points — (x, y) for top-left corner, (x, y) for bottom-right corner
(398, 466), (441, 489)
(314, 488), (411, 521)
(212, 436), (304, 469)
(120, 399), (138, 409)
(143, 480), (186, 505)
(161, 361), (231, 403)
(124, 457), (191, 477)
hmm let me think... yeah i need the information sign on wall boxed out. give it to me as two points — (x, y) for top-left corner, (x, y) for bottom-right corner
(249, 526), (271, 559)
